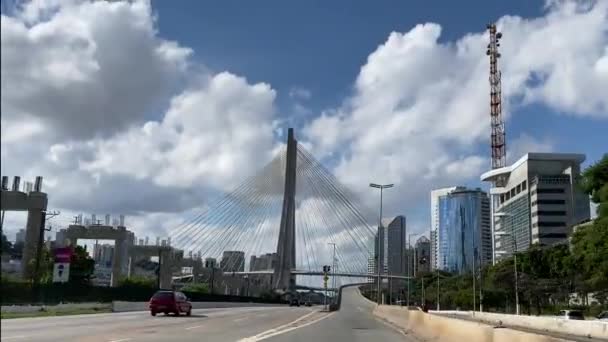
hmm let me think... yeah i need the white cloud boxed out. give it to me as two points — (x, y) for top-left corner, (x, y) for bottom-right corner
(0, 1), (278, 239)
(289, 86), (312, 100)
(1, 0), (191, 141)
(508, 133), (555, 163)
(303, 1), (607, 218)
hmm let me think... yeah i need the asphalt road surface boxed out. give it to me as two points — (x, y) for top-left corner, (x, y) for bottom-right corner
(262, 287), (417, 342)
(1, 288), (414, 342)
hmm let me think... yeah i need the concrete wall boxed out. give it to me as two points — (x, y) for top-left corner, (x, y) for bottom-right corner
(111, 301), (283, 312)
(434, 310), (608, 340)
(2, 303), (110, 313)
(374, 305), (574, 342)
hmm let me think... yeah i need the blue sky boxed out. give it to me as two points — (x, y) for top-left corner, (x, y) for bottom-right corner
(1, 0), (606, 246)
(152, 1), (542, 112)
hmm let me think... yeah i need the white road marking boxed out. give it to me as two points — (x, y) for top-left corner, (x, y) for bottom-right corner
(107, 338), (132, 342)
(238, 311), (334, 342)
(185, 325), (204, 330)
(2, 336), (29, 340)
(357, 306), (364, 312)
(234, 317), (249, 322)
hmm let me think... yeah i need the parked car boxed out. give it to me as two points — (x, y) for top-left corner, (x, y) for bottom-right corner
(555, 310), (584, 320)
(304, 301), (312, 307)
(149, 290), (192, 316)
(597, 311), (608, 321)
(289, 298), (300, 307)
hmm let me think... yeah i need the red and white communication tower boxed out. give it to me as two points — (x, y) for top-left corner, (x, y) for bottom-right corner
(486, 23), (506, 186)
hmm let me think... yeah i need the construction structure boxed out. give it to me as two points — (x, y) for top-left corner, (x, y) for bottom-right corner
(1, 176), (48, 279)
(486, 23), (506, 186)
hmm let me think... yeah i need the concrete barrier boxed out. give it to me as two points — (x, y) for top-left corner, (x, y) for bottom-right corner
(2, 303), (110, 314)
(111, 301), (283, 312)
(374, 305), (572, 342)
(433, 310), (608, 340)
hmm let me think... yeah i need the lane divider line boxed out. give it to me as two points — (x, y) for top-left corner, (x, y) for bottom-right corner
(107, 338), (133, 342)
(1, 336), (29, 340)
(185, 325), (204, 330)
(238, 311), (334, 342)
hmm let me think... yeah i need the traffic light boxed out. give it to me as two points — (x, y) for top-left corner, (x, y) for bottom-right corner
(322, 265), (331, 273)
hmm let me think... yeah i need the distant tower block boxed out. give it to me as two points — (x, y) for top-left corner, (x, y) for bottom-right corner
(105, 214), (110, 225)
(119, 214), (125, 226)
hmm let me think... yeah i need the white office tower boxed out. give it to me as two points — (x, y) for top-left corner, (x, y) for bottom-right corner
(481, 153), (590, 262)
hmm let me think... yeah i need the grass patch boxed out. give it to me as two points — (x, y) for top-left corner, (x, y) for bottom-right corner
(1, 306), (112, 319)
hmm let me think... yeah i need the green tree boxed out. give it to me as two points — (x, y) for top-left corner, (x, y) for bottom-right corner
(579, 153), (608, 218)
(182, 283), (209, 293)
(68, 246), (95, 285)
(1, 233), (12, 254)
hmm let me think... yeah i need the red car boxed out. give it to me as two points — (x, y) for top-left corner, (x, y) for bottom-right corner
(149, 290), (192, 316)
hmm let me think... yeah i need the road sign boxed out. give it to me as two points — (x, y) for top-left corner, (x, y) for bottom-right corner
(53, 262), (70, 283)
(54, 247), (73, 263)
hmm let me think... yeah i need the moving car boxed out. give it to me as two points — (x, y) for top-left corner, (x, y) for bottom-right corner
(555, 310), (584, 320)
(304, 301), (312, 307)
(149, 290), (192, 316)
(597, 311), (608, 321)
(289, 298), (300, 307)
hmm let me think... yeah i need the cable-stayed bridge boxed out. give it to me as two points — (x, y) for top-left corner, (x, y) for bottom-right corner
(169, 128), (409, 292)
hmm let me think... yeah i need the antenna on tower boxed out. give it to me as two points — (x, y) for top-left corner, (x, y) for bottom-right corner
(486, 23), (506, 186)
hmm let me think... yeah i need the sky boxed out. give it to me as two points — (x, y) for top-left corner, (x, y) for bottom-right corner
(1, 0), (607, 254)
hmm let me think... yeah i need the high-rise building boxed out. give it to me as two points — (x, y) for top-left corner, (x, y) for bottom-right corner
(249, 253), (277, 271)
(367, 257), (376, 283)
(204, 257), (217, 268)
(93, 244), (114, 268)
(373, 226), (385, 275)
(386, 216), (406, 276)
(374, 216), (406, 277)
(436, 187), (492, 274)
(15, 229), (26, 244)
(220, 251), (245, 272)
(481, 153), (590, 261)
(415, 236), (431, 275)
(430, 187), (458, 270)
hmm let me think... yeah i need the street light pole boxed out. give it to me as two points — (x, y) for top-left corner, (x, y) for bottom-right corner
(328, 242), (336, 303)
(370, 183), (394, 305)
(495, 213), (519, 315)
(407, 233), (419, 307)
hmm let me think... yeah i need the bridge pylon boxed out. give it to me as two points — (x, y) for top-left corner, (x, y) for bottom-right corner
(273, 128), (297, 291)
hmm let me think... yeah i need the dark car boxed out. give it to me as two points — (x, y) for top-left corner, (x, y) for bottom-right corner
(289, 298), (300, 307)
(304, 301), (312, 307)
(149, 290), (192, 316)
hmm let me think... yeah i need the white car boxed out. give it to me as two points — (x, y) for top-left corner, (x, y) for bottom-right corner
(555, 310), (585, 320)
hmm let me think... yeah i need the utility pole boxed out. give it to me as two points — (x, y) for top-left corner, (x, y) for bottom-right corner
(436, 266), (440, 310)
(33, 211), (59, 286)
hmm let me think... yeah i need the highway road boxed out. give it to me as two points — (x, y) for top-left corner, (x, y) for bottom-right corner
(1, 288), (414, 342)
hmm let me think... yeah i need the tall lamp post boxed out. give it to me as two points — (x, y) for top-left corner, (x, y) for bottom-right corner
(495, 212), (519, 315)
(370, 183), (394, 305)
(407, 233), (421, 307)
(328, 242), (337, 303)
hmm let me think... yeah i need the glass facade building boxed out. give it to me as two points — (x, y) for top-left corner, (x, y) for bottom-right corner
(437, 188), (491, 274)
